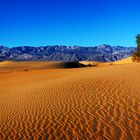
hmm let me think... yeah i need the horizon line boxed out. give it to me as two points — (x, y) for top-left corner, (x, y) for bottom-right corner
(0, 44), (136, 48)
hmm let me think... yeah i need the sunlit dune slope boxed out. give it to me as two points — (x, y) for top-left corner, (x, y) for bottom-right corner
(79, 61), (101, 66)
(79, 57), (133, 66)
(0, 60), (140, 139)
(112, 57), (133, 64)
(0, 61), (62, 72)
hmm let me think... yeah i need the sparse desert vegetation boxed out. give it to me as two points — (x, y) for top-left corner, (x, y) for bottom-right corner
(132, 34), (140, 62)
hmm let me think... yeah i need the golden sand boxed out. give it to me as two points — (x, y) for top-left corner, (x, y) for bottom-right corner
(112, 57), (133, 64)
(0, 58), (140, 139)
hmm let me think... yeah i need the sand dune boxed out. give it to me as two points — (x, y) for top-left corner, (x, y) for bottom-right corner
(79, 61), (101, 66)
(0, 59), (140, 139)
(0, 61), (61, 72)
(112, 57), (133, 64)
(0, 61), (88, 73)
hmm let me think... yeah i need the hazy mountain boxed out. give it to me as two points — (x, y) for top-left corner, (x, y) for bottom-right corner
(0, 44), (135, 62)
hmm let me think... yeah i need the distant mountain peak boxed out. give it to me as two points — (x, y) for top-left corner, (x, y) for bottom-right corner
(0, 45), (136, 62)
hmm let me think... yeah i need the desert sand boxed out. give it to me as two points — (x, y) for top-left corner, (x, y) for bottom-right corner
(112, 57), (133, 65)
(0, 58), (140, 139)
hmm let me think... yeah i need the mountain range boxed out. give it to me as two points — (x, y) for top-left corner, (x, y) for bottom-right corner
(0, 44), (136, 62)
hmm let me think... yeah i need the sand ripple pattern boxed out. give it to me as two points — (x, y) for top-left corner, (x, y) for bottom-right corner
(0, 64), (140, 140)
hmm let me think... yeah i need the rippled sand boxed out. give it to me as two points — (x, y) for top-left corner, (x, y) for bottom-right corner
(0, 59), (140, 139)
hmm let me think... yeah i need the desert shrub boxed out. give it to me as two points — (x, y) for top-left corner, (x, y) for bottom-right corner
(132, 34), (140, 62)
(132, 51), (140, 62)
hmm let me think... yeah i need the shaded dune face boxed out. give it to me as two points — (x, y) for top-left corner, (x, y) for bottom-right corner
(0, 61), (140, 139)
(0, 61), (88, 72)
(58, 62), (86, 68)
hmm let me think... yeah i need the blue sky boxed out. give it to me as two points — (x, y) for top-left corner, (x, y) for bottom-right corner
(0, 0), (140, 47)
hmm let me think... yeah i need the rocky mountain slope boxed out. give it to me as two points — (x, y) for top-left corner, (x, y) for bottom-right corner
(0, 44), (135, 62)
